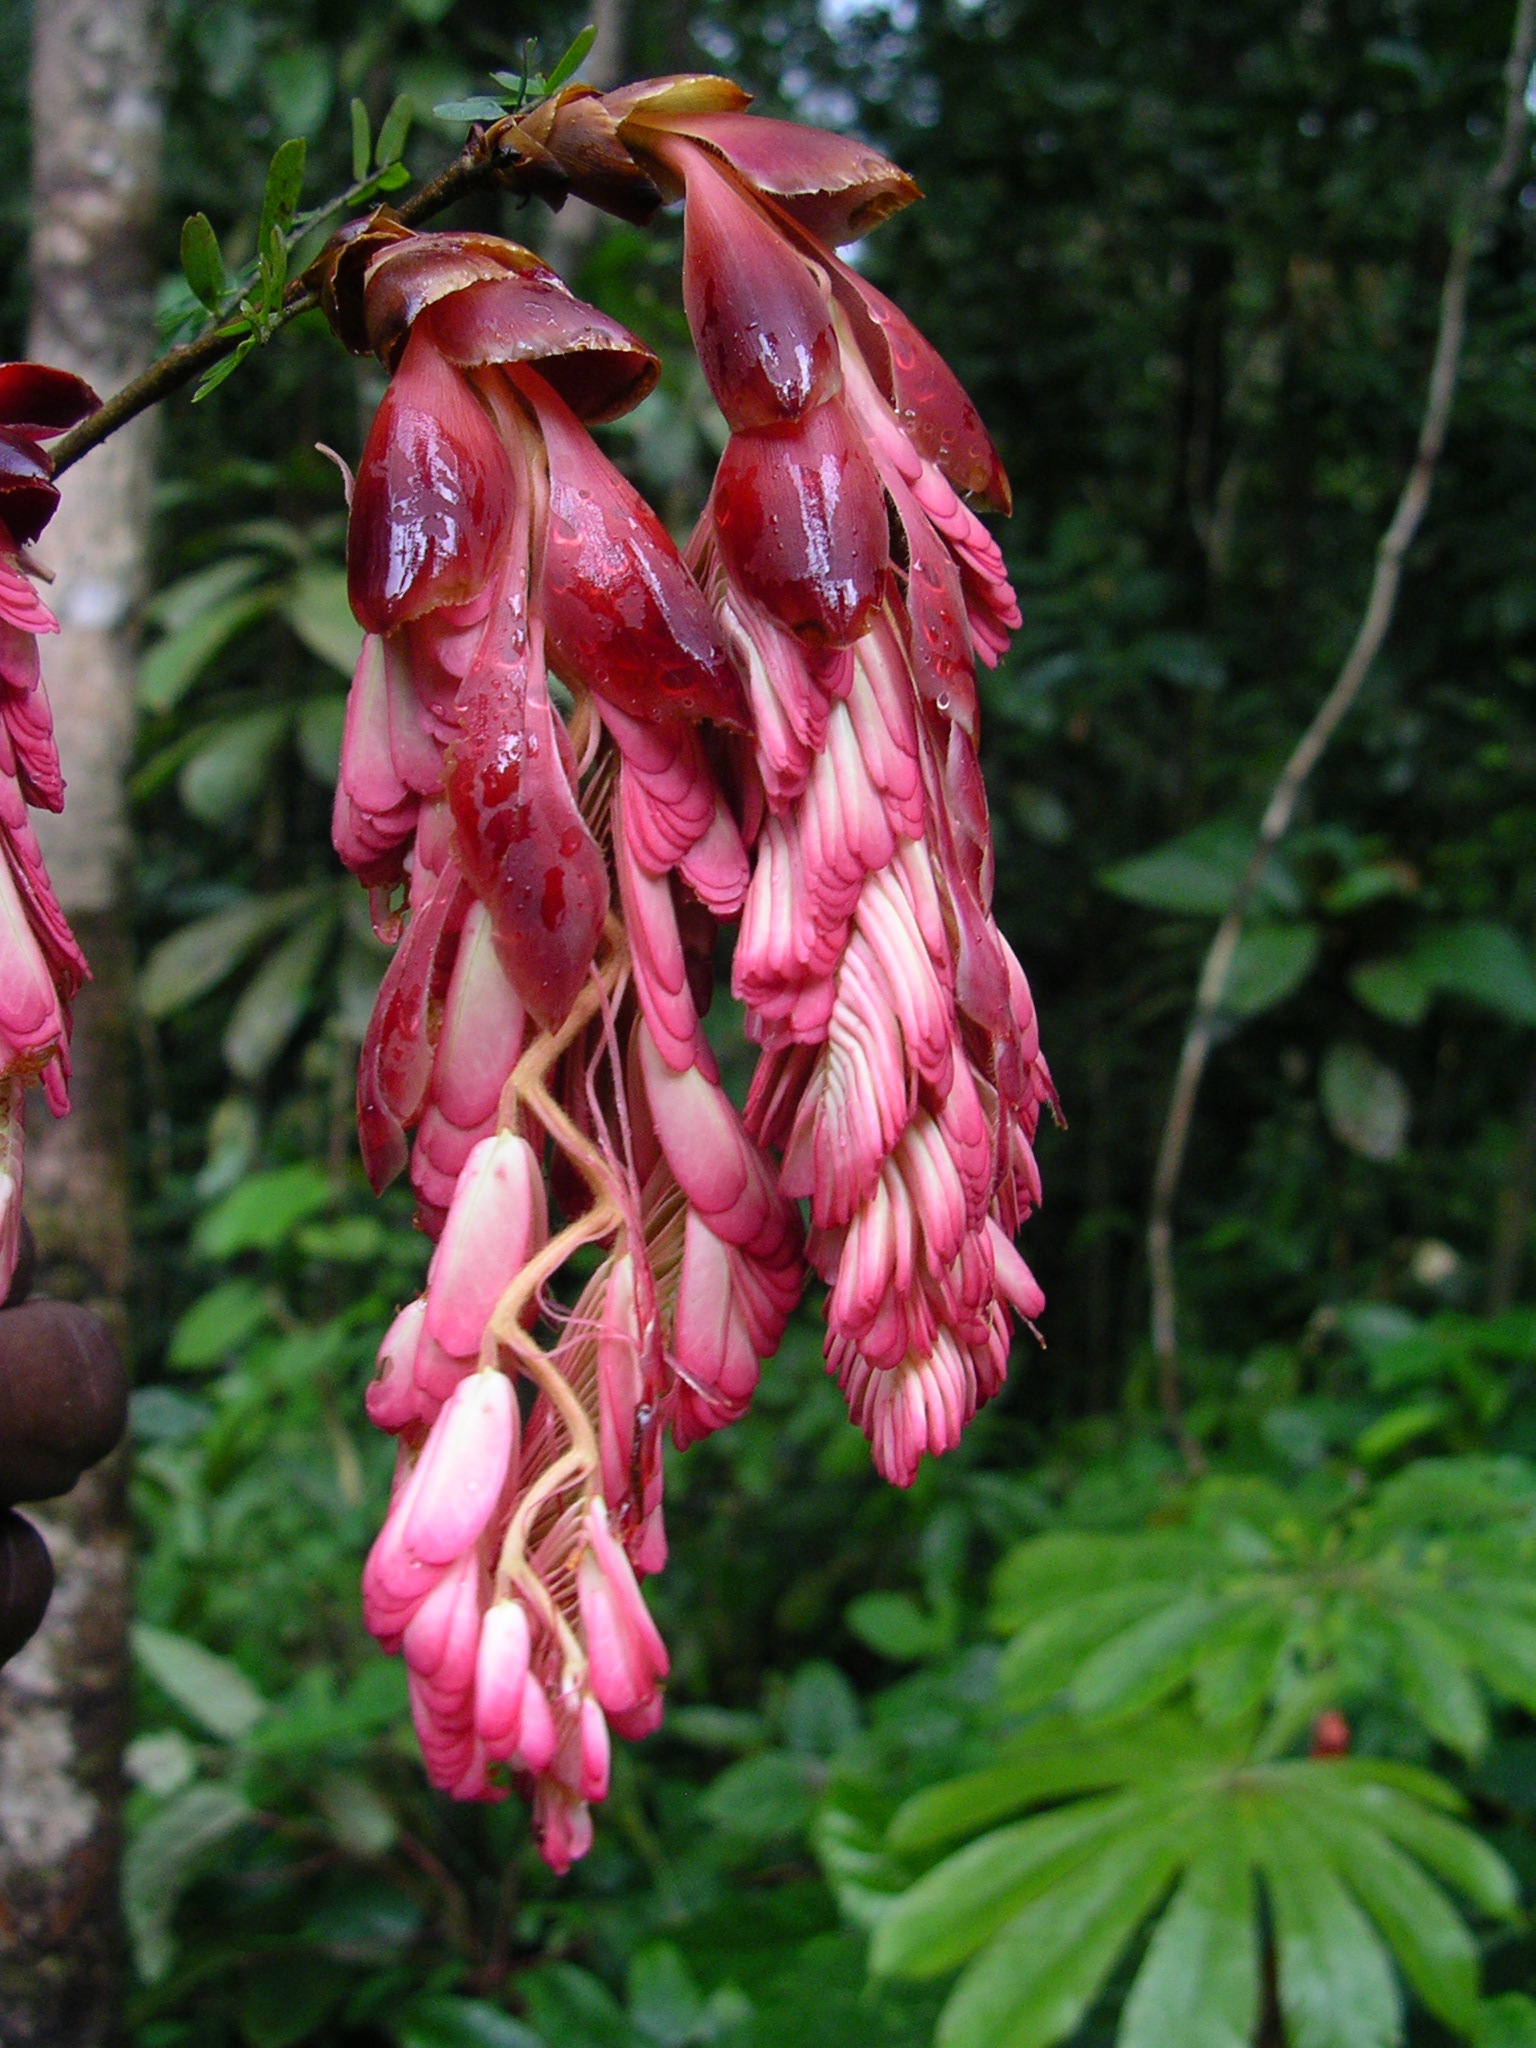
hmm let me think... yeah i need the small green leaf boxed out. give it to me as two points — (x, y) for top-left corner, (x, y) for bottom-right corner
(178, 707), (290, 821)
(139, 888), (323, 1017)
(193, 332), (257, 402)
(133, 1624), (268, 1740)
(168, 1277), (270, 1368)
(1478, 1994), (1536, 2047)
(628, 1943), (706, 2048)
(1319, 1042), (1410, 1162)
(845, 1591), (948, 1662)
(314, 1771), (397, 1858)
(262, 48), (333, 139)
(194, 1163), (332, 1257)
(374, 161), (412, 191)
(259, 136), (308, 252)
(138, 585), (277, 713)
(1350, 957), (1432, 1026)
(1223, 922), (1319, 1018)
(351, 98), (371, 181)
(701, 1750), (819, 1840)
(180, 213), (226, 311)
(1413, 920), (1536, 1025)
(1119, 1836), (1259, 2048)
(544, 24), (598, 94)
(1387, 1608), (1489, 1759)
(283, 563), (363, 673)
(391, 1994), (545, 2048)
(375, 92), (413, 167)
(1100, 819), (1300, 918)
(222, 905), (336, 1082)
(432, 96), (512, 124)
(520, 1965), (632, 2048)
(123, 1782), (252, 1981)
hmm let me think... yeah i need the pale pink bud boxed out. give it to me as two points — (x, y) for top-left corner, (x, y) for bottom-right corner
(533, 1780), (593, 1875)
(365, 1298), (430, 1433)
(402, 1548), (483, 1693)
(596, 1255), (642, 1511)
(577, 1500), (669, 1717)
(579, 1694), (611, 1802)
(424, 1130), (546, 1357)
(516, 1672), (558, 1775)
(430, 902), (525, 1131)
(474, 1599), (531, 1753)
(400, 1368), (515, 1567)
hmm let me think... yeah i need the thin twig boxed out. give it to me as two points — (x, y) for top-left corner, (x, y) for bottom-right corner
(47, 131), (548, 478)
(1146, 0), (1536, 1448)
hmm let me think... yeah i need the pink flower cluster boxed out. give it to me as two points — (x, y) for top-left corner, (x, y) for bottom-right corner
(323, 221), (800, 1866)
(0, 363), (97, 1294)
(323, 76), (1052, 1865)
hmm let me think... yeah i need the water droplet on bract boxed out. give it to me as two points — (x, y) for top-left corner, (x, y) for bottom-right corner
(527, 733), (539, 754)
(936, 691), (951, 713)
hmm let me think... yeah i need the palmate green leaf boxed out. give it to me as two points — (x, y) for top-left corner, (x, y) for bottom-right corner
(1192, 1604), (1287, 1724)
(1261, 1815), (1402, 2048)
(936, 1814), (1188, 2048)
(1444, 1602), (1536, 1714)
(887, 1713), (1215, 1854)
(1312, 1804), (1480, 2032)
(222, 904), (337, 1081)
(133, 1623), (268, 1739)
(991, 1530), (1193, 1626)
(1117, 1835), (1258, 2048)
(1306, 1770), (1519, 1919)
(123, 1781), (252, 1981)
(996, 1582), (1181, 1710)
(138, 886), (324, 1016)
(874, 1792), (1147, 1978)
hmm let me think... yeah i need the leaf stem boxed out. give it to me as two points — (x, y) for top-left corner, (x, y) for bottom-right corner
(1145, 0), (1536, 1452)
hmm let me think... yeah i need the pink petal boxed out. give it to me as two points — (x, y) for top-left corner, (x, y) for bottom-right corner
(424, 1130), (546, 1357)
(401, 1369), (516, 1567)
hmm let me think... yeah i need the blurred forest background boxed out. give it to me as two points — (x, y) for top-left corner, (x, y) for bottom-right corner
(10, 1), (1536, 2044)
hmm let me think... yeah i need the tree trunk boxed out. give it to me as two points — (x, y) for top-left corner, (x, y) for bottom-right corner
(0, 3), (160, 2040)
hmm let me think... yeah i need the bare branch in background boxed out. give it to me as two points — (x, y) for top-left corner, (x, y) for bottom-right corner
(1146, 0), (1536, 1450)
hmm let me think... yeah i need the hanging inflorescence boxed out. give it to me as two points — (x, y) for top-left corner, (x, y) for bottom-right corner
(317, 75), (1055, 1870)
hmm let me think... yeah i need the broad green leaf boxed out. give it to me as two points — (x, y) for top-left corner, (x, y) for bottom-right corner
(284, 563), (364, 673)
(375, 91), (413, 166)
(297, 694), (345, 784)
(1192, 1605), (1285, 1724)
(1350, 958), (1431, 1027)
(138, 887), (322, 1016)
(143, 555), (269, 635)
(1223, 922), (1320, 1017)
(1321, 862), (1416, 914)
(1320, 1042), (1410, 1162)
(1261, 1820), (1401, 2048)
(132, 1623), (268, 1740)
(875, 1792), (1142, 1977)
(519, 1964), (634, 2048)
(433, 96), (512, 123)
(1317, 1809), (1479, 2031)
(392, 1995), (545, 2048)
(314, 1771), (397, 1857)
(124, 1728), (197, 1795)
(1413, 921), (1536, 1026)
(194, 1163), (332, 1256)
(222, 904), (336, 1080)
(350, 97), (371, 181)
(178, 707), (289, 821)
(544, 24), (598, 92)
(992, 1531), (1184, 1625)
(263, 48), (332, 138)
(138, 586), (276, 711)
(628, 1942), (706, 2048)
(1099, 819), (1299, 917)
(1444, 1605), (1536, 1714)
(167, 1277), (270, 1368)
(1355, 1400), (1453, 1464)
(123, 1782), (251, 1981)
(1070, 1594), (1224, 1718)
(937, 1816), (1186, 2048)
(1118, 1836), (1258, 2048)
(179, 213), (225, 310)
(784, 1660), (861, 1757)
(1387, 1608), (1488, 1759)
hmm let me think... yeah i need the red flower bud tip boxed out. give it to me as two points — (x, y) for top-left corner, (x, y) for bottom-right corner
(1311, 1710), (1351, 1758)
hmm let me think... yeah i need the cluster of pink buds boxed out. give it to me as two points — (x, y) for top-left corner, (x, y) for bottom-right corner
(321, 75), (1052, 1864)
(0, 363), (98, 1294)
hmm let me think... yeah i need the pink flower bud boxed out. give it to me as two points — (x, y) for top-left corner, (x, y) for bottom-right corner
(401, 1368), (515, 1567)
(365, 1298), (429, 1433)
(515, 1672), (557, 1775)
(474, 1599), (531, 1752)
(579, 1694), (611, 1802)
(424, 1131), (546, 1357)
(577, 1501), (669, 1717)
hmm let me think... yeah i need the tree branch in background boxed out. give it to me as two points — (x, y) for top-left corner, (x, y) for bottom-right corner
(1146, 0), (1536, 1452)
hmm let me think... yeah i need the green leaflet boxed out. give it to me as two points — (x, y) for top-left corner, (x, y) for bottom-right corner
(873, 1791), (1142, 1978)
(1387, 1606), (1489, 1759)
(1260, 1814), (1402, 2048)
(996, 1581), (1179, 1709)
(1117, 1836), (1258, 2048)
(937, 1814), (1188, 2048)
(179, 706), (291, 821)
(1305, 1775), (1518, 1920)
(222, 903), (338, 1081)
(1313, 1806), (1480, 2032)
(1069, 1591), (1226, 1718)
(139, 586), (278, 712)
(138, 887), (326, 1016)
(132, 1623), (268, 1740)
